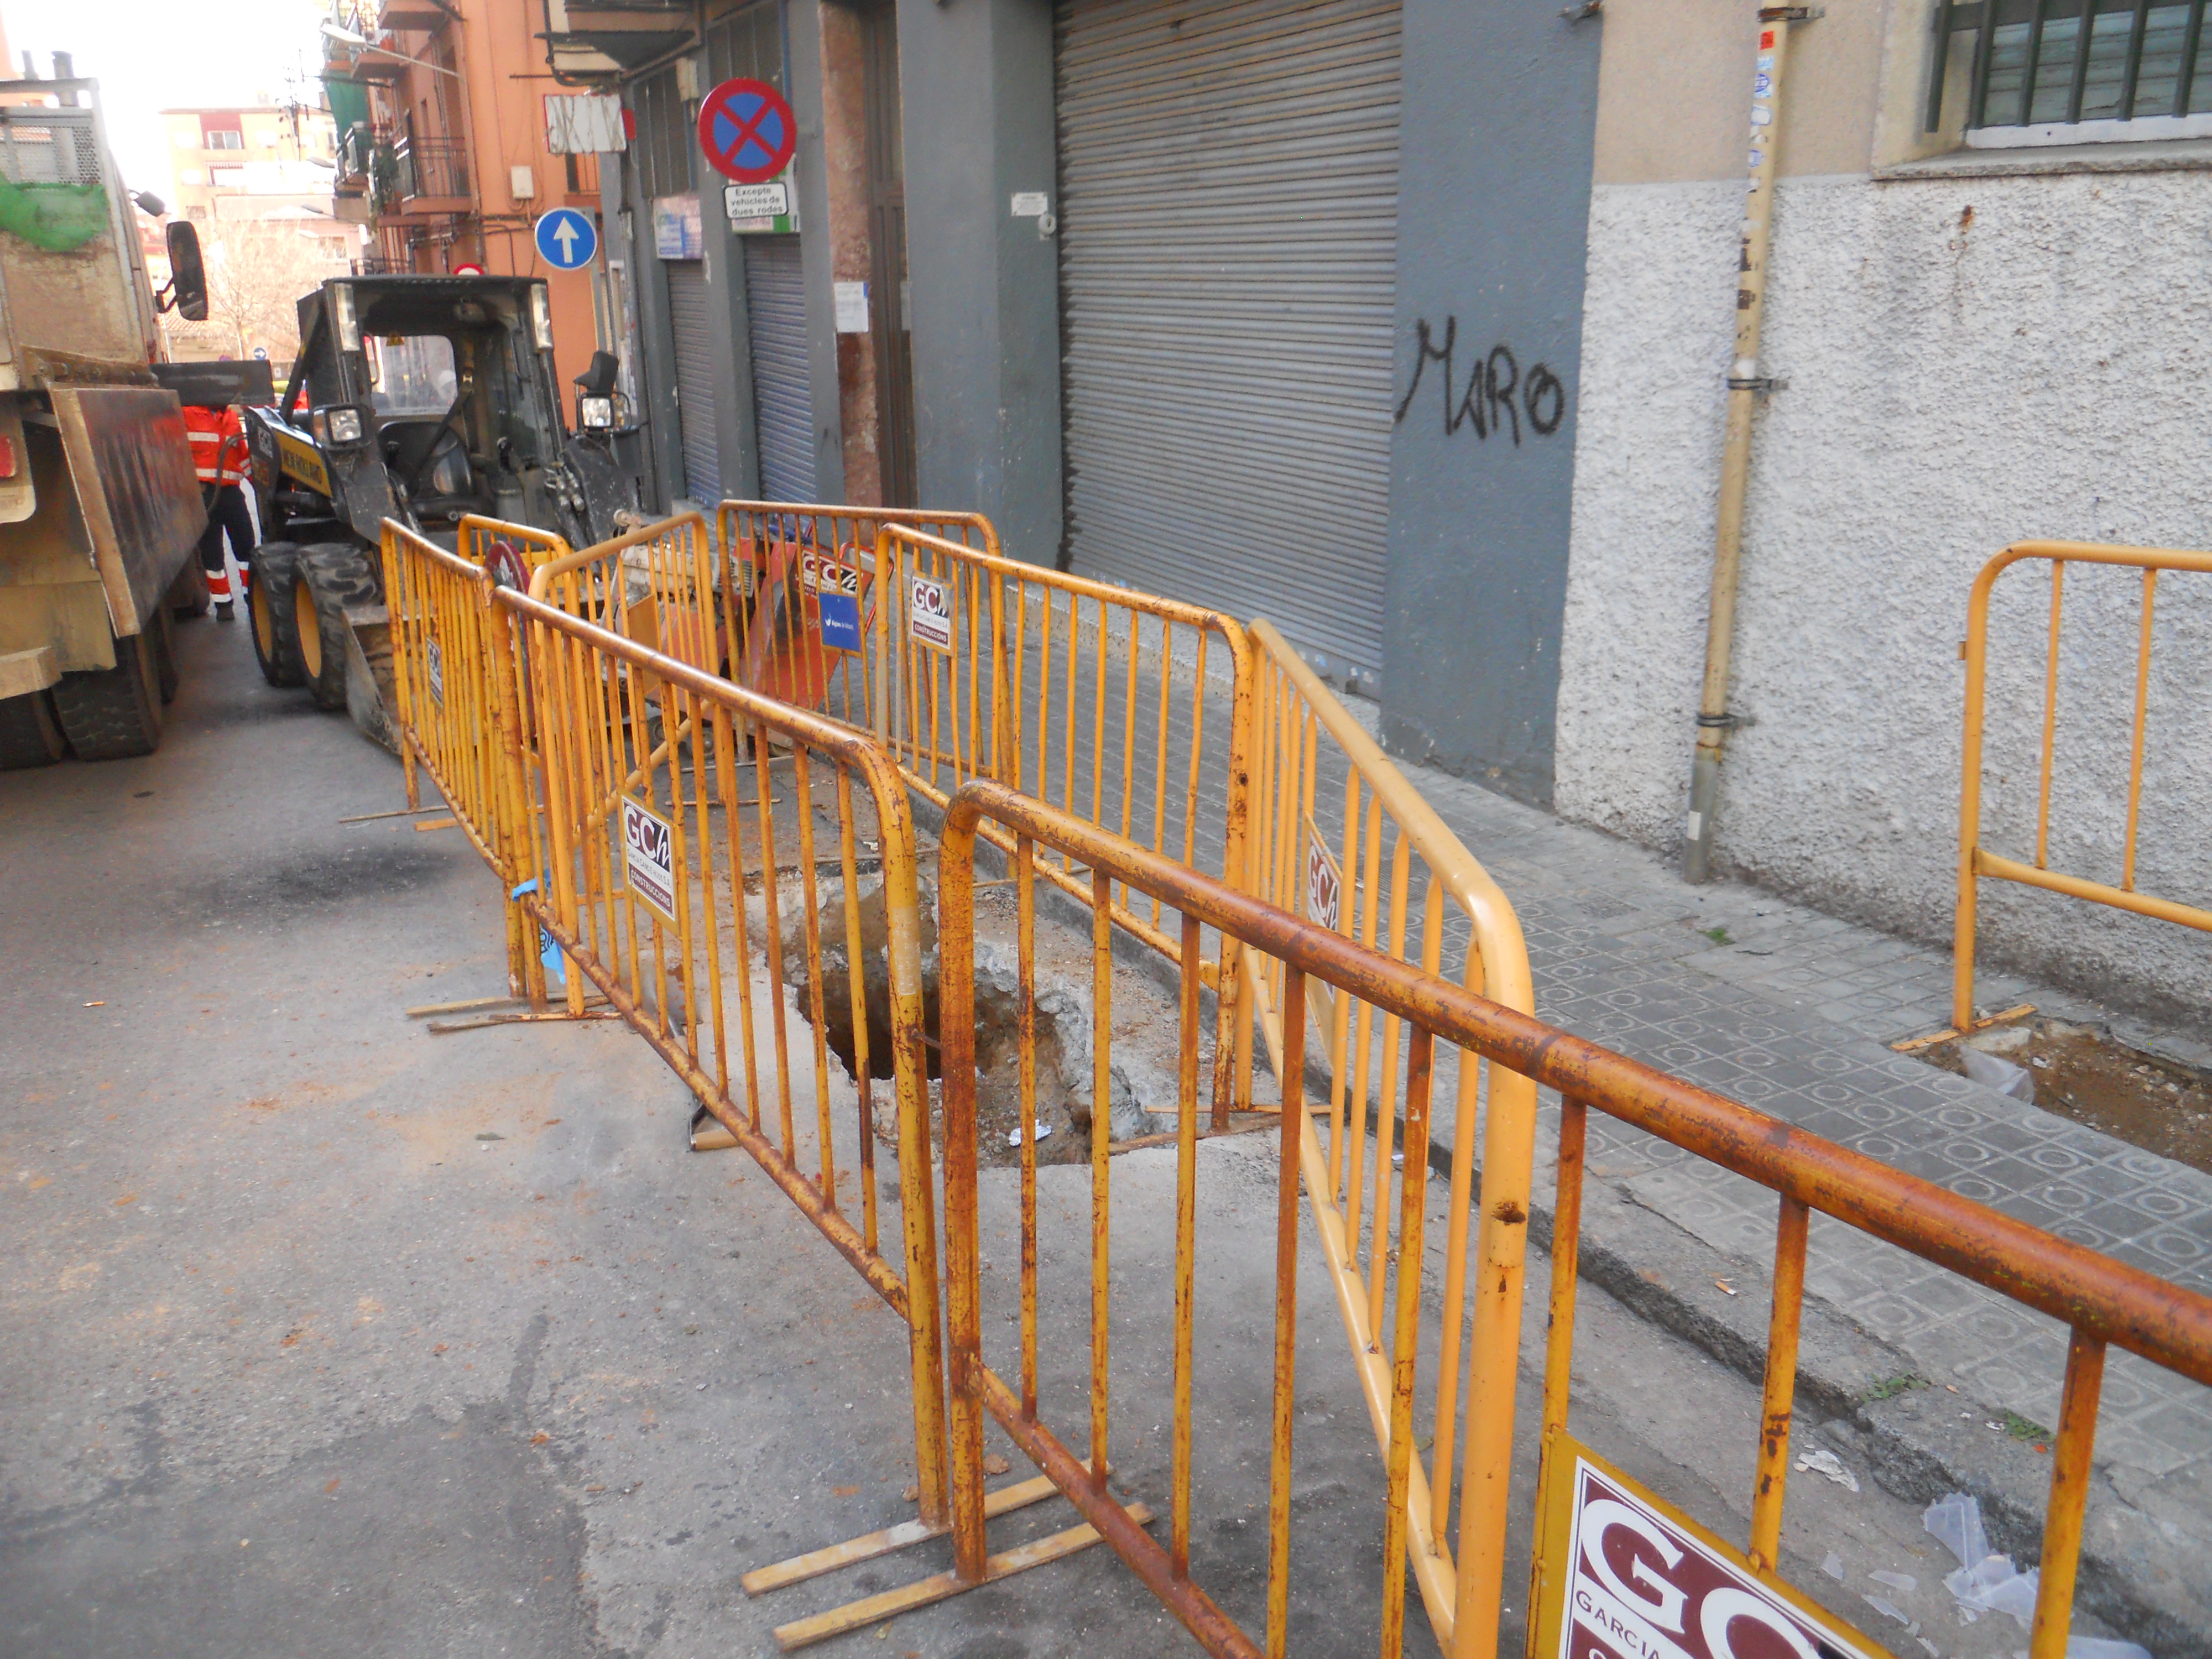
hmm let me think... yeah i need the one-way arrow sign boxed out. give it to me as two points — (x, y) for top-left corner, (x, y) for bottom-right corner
(533, 207), (598, 271)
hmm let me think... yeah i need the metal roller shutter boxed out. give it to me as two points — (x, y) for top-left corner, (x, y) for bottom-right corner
(1056, 0), (1401, 678)
(743, 235), (816, 504)
(665, 259), (721, 503)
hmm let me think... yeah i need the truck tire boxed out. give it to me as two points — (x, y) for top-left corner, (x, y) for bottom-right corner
(296, 542), (378, 713)
(167, 555), (210, 620)
(0, 688), (64, 768)
(249, 542), (305, 687)
(152, 607), (179, 705)
(51, 628), (162, 760)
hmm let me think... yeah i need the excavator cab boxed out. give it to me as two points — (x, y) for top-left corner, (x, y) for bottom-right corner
(239, 274), (641, 750)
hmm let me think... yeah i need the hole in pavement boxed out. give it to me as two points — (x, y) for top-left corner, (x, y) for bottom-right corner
(1912, 1015), (2212, 1175)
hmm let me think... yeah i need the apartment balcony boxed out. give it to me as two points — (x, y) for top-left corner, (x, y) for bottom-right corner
(381, 135), (473, 220)
(377, 0), (455, 32)
(539, 0), (693, 81)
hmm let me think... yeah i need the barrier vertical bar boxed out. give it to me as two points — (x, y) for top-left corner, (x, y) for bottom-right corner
(1748, 1196), (1810, 1573)
(2028, 1329), (2106, 1659)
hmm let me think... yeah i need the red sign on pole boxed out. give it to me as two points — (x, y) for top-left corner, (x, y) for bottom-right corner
(696, 78), (797, 185)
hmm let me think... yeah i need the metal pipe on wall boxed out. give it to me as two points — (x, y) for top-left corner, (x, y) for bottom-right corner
(1683, 5), (1816, 884)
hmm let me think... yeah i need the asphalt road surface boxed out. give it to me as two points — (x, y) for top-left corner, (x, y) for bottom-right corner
(0, 617), (2067, 1658)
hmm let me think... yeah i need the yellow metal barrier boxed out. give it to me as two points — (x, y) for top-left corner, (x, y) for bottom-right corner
(381, 519), (547, 999)
(871, 522), (1256, 1114)
(455, 513), (570, 579)
(914, 781), (2212, 1659)
(714, 500), (1000, 724)
(1241, 619), (1537, 1648)
(528, 510), (723, 679)
(491, 577), (981, 1558)
(1955, 540), (2212, 1028)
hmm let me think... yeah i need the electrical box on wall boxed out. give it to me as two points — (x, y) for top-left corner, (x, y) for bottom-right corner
(511, 165), (538, 201)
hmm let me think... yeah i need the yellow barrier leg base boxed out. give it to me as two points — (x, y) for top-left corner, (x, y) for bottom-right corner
(1890, 1002), (2036, 1053)
(767, 1504), (1154, 1653)
(421, 1006), (619, 1035)
(689, 1103), (742, 1153)
(741, 1470), (1090, 1594)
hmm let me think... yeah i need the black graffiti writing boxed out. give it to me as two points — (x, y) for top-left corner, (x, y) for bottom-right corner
(1394, 316), (1568, 446)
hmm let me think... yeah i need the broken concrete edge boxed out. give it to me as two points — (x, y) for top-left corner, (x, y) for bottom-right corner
(1409, 1118), (2208, 1659)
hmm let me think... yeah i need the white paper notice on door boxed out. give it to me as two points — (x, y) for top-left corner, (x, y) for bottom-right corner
(834, 280), (869, 335)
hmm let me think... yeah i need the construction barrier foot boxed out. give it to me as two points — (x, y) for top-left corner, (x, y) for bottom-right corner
(742, 1470), (1088, 1596)
(408, 994), (615, 1035)
(689, 1102), (741, 1152)
(1891, 1001), (2035, 1053)
(765, 1503), (1153, 1653)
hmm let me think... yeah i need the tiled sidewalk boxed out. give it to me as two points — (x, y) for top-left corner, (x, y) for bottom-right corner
(1383, 741), (2212, 1503)
(965, 622), (2208, 1508)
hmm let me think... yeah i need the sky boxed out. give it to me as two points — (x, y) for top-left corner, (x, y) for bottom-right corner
(4, 0), (332, 201)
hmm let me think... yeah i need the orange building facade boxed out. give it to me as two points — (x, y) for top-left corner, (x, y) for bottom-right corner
(321, 0), (602, 394)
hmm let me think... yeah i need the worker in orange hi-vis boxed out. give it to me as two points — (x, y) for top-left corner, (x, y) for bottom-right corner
(182, 399), (255, 621)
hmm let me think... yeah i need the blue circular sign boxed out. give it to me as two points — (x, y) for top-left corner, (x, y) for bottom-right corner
(533, 207), (598, 271)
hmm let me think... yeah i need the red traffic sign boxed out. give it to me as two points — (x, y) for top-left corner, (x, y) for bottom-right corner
(451, 261), (485, 276)
(697, 78), (796, 185)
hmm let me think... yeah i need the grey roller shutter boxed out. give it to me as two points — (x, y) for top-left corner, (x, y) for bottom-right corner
(743, 234), (816, 503)
(665, 259), (721, 503)
(1056, 0), (1401, 679)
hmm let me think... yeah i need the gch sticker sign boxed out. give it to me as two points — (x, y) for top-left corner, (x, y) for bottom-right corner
(1303, 816), (1342, 933)
(622, 797), (680, 927)
(908, 573), (953, 652)
(1534, 1440), (1882, 1659)
(425, 637), (445, 708)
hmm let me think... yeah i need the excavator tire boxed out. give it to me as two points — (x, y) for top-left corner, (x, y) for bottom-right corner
(296, 542), (379, 714)
(0, 688), (65, 768)
(249, 542), (306, 687)
(51, 628), (162, 760)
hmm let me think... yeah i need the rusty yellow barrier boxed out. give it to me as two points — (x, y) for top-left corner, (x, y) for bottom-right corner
(528, 510), (723, 680)
(1241, 619), (1537, 1648)
(456, 513), (570, 580)
(895, 781), (2212, 1659)
(1955, 540), (2212, 1029)
(491, 577), (974, 1556)
(381, 519), (548, 1000)
(871, 522), (1257, 1113)
(714, 500), (1000, 724)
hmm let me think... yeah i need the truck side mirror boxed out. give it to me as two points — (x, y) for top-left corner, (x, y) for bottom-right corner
(163, 221), (208, 322)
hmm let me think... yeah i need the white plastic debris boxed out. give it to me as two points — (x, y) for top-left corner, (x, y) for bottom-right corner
(1822, 1552), (1845, 1582)
(1947, 1545), (2038, 1627)
(1924, 1492), (2042, 1630)
(1961, 1046), (2035, 1102)
(1871, 1571), (1919, 1593)
(1917, 1641), (1940, 1658)
(1794, 1446), (1861, 1491)
(1863, 1595), (1911, 1627)
(1006, 1123), (1053, 1147)
(2052, 1641), (2153, 1659)
(1924, 1493), (1991, 1574)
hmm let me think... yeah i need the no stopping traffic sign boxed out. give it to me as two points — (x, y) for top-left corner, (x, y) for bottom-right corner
(697, 78), (796, 185)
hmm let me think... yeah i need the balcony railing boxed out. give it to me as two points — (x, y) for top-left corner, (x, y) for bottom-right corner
(393, 135), (471, 206)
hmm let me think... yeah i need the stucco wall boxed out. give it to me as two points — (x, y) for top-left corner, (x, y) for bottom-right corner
(1556, 170), (2212, 1022)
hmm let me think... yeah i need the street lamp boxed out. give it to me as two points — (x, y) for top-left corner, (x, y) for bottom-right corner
(319, 21), (462, 78)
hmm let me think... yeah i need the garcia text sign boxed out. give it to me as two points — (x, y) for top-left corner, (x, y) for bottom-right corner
(622, 798), (680, 927)
(1534, 1440), (1883, 1659)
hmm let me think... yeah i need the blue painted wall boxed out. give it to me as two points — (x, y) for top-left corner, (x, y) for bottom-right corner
(1379, 1), (1604, 805)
